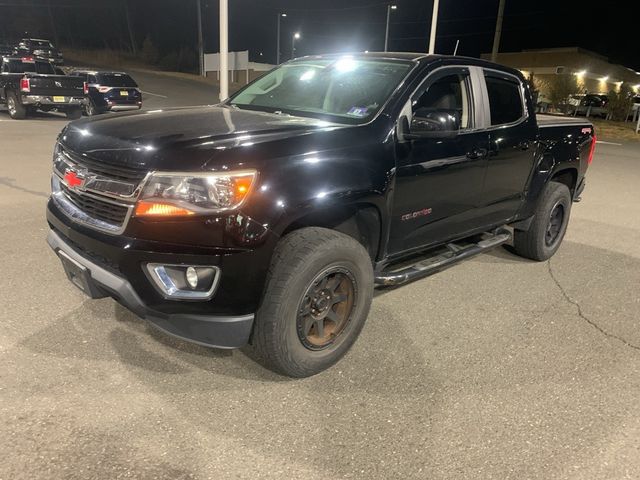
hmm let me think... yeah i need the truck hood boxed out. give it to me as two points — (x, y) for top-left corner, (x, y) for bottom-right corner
(60, 105), (349, 171)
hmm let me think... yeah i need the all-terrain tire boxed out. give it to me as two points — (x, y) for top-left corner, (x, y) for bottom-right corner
(512, 181), (572, 261)
(249, 227), (374, 378)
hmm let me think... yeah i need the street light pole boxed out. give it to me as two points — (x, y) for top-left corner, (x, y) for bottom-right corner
(291, 32), (300, 60)
(491, 0), (506, 63)
(384, 5), (397, 52)
(428, 0), (440, 54)
(276, 13), (286, 65)
(196, 0), (204, 76)
(219, 0), (228, 101)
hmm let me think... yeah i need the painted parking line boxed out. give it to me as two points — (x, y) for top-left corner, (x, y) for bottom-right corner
(596, 140), (622, 146)
(140, 90), (168, 98)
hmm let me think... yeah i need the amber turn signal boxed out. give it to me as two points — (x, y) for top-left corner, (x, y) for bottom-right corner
(134, 201), (196, 217)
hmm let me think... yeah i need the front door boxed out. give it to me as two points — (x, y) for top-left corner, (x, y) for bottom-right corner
(388, 67), (490, 254)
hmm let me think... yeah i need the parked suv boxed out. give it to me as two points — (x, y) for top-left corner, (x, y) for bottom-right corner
(15, 38), (64, 66)
(70, 70), (142, 115)
(567, 93), (608, 118)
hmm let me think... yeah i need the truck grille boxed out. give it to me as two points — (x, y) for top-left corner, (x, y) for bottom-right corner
(57, 146), (147, 183)
(60, 184), (129, 225)
(51, 144), (143, 234)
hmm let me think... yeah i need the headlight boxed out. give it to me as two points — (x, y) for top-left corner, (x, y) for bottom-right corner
(134, 170), (257, 217)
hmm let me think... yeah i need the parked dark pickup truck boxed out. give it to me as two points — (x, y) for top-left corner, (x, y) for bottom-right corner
(15, 38), (64, 65)
(1, 56), (86, 119)
(46, 53), (596, 377)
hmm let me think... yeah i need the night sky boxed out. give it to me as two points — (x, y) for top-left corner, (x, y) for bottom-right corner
(1, 0), (638, 70)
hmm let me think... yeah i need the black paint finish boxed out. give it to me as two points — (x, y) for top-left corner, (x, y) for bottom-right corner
(46, 53), (595, 345)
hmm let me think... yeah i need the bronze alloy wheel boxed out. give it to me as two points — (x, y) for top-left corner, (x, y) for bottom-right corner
(296, 267), (356, 350)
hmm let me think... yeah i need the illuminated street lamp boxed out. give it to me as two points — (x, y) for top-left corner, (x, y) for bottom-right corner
(384, 5), (397, 52)
(292, 32), (301, 59)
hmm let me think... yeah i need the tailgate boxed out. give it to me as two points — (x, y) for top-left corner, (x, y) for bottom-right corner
(25, 74), (85, 97)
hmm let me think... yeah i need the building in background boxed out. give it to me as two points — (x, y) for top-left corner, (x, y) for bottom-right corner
(204, 50), (274, 85)
(482, 47), (640, 96)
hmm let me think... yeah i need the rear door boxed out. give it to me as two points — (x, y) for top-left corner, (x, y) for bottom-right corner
(388, 66), (490, 254)
(477, 69), (537, 225)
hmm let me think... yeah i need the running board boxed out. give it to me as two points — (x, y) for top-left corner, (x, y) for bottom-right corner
(375, 230), (512, 287)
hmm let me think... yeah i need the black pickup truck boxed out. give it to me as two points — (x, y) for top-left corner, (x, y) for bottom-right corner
(46, 53), (596, 377)
(1, 56), (86, 119)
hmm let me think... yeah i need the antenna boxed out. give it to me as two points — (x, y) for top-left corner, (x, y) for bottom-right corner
(453, 40), (460, 56)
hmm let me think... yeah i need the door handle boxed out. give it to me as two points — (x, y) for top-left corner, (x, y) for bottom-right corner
(518, 141), (531, 151)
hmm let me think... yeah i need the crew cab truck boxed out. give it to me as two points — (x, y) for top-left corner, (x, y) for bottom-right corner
(46, 53), (596, 377)
(1, 56), (86, 119)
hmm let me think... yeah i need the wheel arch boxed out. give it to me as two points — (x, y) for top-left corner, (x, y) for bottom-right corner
(550, 167), (578, 195)
(280, 203), (383, 261)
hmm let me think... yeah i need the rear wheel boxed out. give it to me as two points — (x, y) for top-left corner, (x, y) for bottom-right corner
(511, 181), (572, 261)
(84, 100), (98, 116)
(7, 92), (27, 119)
(249, 227), (374, 377)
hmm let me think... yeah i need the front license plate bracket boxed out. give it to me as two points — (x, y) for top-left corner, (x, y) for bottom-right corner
(57, 250), (107, 299)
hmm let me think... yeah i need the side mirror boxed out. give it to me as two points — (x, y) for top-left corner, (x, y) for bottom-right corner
(409, 107), (461, 138)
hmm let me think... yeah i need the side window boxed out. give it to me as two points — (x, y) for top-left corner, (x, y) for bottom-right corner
(412, 72), (472, 130)
(89, 75), (96, 83)
(484, 73), (524, 125)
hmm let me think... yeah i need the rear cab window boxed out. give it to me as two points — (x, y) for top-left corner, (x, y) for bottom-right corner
(484, 71), (526, 126)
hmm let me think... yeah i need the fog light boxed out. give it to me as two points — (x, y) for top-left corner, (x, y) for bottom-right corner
(145, 263), (220, 300)
(186, 266), (198, 289)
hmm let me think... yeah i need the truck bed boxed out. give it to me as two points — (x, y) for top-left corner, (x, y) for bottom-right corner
(536, 114), (593, 128)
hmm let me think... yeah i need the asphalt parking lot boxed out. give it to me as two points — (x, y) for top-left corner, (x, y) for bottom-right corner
(1, 71), (640, 479)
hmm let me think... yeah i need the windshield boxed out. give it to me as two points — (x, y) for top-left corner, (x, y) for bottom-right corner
(98, 73), (137, 87)
(229, 57), (413, 124)
(8, 60), (56, 74)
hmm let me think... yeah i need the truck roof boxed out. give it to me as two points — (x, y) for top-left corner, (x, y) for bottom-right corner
(294, 52), (526, 79)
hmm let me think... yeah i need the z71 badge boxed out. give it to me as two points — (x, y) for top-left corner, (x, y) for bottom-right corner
(401, 208), (433, 221)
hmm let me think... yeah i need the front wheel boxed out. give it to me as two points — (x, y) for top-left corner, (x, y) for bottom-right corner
(249, 227), (374, 377)
(511, 181), (572, 261)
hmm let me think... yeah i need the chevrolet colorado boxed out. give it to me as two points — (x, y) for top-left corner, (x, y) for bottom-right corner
(46, 53), (596, 377)
(1, 56), (86, 119)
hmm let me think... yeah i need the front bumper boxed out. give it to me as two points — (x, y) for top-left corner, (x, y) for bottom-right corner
(47, 229), (254, 348)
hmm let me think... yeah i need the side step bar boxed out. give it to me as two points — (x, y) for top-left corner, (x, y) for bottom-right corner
(374, 230), (512, 287)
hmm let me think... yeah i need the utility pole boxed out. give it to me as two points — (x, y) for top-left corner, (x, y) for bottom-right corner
(276, 13), (286, 65)
(196, 0), (204, 76)
(491, 0), (506, 63)
(46, 0), (59, 46)
(219, 0), (229, 101)
(428, 0), (440, 54)
(124, 0), (137, 55)
(384, 5), (397, 52)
